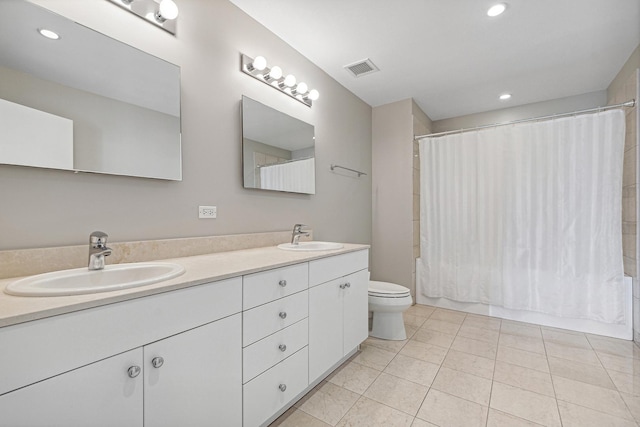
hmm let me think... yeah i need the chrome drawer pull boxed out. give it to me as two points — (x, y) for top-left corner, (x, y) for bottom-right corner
(151, 357), (164, 368)
(279, 344), (287, 352)
(127, 366), (141, 378)
(279, 311), (287, 319)
(279, 280), (287, 287)
(279, 384), (287, 392)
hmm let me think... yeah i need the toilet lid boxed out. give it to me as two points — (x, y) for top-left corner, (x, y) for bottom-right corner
(369, 280), (411, 297)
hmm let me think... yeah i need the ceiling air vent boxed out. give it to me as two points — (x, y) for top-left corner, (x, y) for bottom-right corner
(344, 58), (379, 77)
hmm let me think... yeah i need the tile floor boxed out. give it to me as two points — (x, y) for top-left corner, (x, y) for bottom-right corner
(270, 304), (640, 427)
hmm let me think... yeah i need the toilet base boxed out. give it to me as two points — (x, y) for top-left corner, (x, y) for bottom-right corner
(370, 312), (407, 341)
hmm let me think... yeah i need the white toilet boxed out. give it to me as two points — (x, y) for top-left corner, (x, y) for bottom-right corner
(368, 280), (413, 340)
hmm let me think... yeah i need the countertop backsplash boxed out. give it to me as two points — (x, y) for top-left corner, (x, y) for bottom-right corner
(0, 230), (312, 280)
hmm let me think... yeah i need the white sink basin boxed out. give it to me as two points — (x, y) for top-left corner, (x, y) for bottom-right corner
(277, 241), (344, 251)
(4, 262), (186, 297)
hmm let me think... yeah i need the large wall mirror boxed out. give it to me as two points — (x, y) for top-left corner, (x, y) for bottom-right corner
(242, 96), (315, 195)
(0, 0), (182, 180)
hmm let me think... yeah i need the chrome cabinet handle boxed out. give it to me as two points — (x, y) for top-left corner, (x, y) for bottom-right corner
(339, 283), (346, 289)
(279, 384), (287, 392)
(127, 365), (141, 378)
(345, 282), (351, 288)
(151, 356), (164, 368)
(279, 280), (287, 287)
(279, 311), (287, 319)
(279, 344), (287, 352)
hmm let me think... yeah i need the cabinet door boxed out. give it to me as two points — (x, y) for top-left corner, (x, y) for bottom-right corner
(144, 313), (242, 427)
(342, 269), (369, 352)
(308, 278), (344, 383)
(0, 348), (143, 427)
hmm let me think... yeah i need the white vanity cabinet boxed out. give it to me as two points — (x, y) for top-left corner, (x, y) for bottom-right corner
(0, 246), (370, 427)
(0, 277), (243, 427)
(308, 251), (369, 383)
(0, 348), (144, 427)
(143, 313), (242, 427)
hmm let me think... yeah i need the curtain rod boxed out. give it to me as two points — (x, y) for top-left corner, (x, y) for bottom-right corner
(256, 156), (314, 168)
(415, 99), (636, 140)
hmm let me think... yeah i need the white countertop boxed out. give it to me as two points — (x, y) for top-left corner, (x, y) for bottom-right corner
(0, 244), (369, 328)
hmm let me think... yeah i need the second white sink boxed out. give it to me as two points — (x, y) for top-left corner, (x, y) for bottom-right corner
(4, 262), (186, 297)
(277, 241), (344, 251)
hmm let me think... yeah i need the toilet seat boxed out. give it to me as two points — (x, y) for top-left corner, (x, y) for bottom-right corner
(369, 281), (411, 298)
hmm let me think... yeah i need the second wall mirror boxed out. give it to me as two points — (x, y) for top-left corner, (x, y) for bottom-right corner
(242, 96), (315, 195)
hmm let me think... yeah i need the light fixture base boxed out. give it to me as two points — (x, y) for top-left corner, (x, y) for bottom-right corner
(106, 0), (177, 35)
(241, 54), (313, 107)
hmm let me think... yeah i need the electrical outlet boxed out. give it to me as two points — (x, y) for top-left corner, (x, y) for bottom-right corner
(198, 206), (217, 219)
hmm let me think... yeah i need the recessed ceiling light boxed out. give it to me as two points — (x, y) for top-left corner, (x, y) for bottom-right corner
(487, 3), (507, 17)
(499, 93), (512, 100)
(38, 28), (60, 40)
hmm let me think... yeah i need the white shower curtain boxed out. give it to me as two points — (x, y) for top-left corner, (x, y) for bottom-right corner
(260, 158), (315, 194)
(417, 110), (626, 323)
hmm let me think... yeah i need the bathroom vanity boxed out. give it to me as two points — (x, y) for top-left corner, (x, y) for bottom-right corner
(0, 244), (369, 427)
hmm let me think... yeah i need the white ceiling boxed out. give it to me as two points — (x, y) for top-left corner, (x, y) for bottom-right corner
(228, 0), (640, 120)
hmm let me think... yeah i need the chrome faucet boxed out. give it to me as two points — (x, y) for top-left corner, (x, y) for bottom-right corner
(291, 224), (310, 245)
(88, 231), (112, 270)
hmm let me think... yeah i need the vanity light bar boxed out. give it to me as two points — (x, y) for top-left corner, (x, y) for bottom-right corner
(106, 0), (179, 35)
(241, 54), (319, 107)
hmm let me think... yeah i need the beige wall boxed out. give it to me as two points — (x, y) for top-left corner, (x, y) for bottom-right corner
(372, 99), (431, 298)
(0, 0), (372, 250)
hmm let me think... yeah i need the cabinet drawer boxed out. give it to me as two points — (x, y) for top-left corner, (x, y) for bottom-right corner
(243, 318), (308, 384)
(243, 263), (308, 310)
(309, 249), (369, 287)
(243, 347), (308, 427)
(243, 290), (308, 347)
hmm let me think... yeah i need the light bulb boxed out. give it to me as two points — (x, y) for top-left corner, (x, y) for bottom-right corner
(296, 82), (308, 94)
(252, 56), (267, 71)
(266, 65), (282, 80)
(499, 93), (511, 100)
(159, 0), (179, 20)
(307, 89), (319, 101)
(284, 74), (296, 87)
(38, 28), (60, 40)
(487, 3), (506, 17)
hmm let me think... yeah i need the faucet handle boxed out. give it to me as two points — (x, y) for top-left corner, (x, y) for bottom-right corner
(293, 224), (308, 232)
(90, 231), (109, 245)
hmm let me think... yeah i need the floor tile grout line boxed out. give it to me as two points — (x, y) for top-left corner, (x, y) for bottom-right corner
(591, 344), (640, 424)
(554, 396), (640, 425)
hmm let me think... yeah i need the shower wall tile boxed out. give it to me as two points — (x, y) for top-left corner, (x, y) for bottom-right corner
(623, 147), (637, 188)
(622, 187), (636, 223)
(413, 109), (429, 296)
(623, 234), (637, 260)
(413, 169), (421, 196)
(626, 112), (637, 153)
(625, 256), (637, 278)
(634, 297), (640, 335)
(622, 222), (637, 236)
